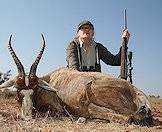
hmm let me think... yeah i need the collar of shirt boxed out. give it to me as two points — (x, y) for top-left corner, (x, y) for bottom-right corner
(78, 38), (96, 48)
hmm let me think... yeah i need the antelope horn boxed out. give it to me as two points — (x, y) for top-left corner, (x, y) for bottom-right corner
(8, 35), (25, 76)
(29, 34), (45, 77)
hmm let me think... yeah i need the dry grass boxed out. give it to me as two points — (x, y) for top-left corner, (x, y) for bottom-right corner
(0, 91), (162, 132)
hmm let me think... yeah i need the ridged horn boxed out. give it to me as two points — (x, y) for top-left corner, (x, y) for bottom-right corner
(29, 34), (45, 77)
(8, 35), (25, 76)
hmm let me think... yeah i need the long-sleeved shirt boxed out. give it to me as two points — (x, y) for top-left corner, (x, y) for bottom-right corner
(66, 38), (121, 72)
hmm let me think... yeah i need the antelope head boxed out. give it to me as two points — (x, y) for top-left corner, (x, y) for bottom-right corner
(0, 34), (58, 119)
(8, 34), (50, 96)
(0, 34), (55, 98)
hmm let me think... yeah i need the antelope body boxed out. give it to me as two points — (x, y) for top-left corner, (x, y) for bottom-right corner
(0, 35), (153, 126)
(40, 68), (153, 126)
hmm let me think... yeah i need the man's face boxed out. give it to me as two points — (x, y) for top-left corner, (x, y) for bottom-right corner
(77, 25), (94, 40)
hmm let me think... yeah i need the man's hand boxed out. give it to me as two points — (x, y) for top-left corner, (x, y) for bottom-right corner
(122, 29), (130, 43)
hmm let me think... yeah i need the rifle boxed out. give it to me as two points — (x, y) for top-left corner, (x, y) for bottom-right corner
(128, 51), (133, 84)
(120, 9), (133, 84)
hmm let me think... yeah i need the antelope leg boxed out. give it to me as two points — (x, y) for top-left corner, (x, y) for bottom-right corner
(88, 103), (128, 123)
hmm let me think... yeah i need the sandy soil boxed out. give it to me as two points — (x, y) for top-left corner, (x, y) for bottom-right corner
(0, 92), (162, 132)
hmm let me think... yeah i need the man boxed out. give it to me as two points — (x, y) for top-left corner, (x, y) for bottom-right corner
(66, 20), (130, 72)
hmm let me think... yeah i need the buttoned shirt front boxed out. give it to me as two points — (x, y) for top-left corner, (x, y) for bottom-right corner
(79, 38), (96, 69)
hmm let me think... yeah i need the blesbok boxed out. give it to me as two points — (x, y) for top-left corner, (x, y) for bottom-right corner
(0, 35), (154, 126)
(0, 34), (64, 120)
(39, 68), (154, 126)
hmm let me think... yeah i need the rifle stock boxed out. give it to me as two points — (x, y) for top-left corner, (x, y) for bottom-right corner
(120, 9), (128, 80)
(128, 51), (133, 84)
(120, 38), (128, 80)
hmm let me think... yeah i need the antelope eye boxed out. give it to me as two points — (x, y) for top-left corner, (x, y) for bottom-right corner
(29, 77), (38, 82)
(16, 76), (25, 83)
(18, 76), (24, 80)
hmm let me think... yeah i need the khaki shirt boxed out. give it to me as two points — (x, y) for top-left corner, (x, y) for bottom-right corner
(79, 39), (96, 68)
(66, 38), (121, 71)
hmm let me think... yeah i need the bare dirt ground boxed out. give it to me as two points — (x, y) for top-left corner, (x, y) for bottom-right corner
(0, 91), (162, 132)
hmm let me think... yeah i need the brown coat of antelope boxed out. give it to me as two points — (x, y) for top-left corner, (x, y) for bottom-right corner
(0, 35), (154, 126)
(40, 68), (154, 126)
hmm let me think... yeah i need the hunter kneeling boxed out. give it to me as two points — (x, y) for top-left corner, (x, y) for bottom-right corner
(66, 20), (130, 72)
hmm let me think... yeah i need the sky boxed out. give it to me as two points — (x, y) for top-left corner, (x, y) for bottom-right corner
(0, 0), (161, 97)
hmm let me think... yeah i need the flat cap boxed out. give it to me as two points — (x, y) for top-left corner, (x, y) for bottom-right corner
(77, 20), (94, 31)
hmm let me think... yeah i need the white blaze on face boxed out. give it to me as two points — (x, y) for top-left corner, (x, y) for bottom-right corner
(20, 89), (33, 120)
(25, 77), (29, 86)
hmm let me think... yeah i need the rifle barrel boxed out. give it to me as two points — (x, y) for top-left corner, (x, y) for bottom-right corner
(124, 9), (127, 29)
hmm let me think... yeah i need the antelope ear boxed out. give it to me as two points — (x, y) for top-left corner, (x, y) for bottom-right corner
(0, 79), (15, 89)
(38, 79), (58, 92)
(1, 85), (17, 96)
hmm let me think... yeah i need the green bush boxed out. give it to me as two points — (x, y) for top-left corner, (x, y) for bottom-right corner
(0, 70), (11, 85)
